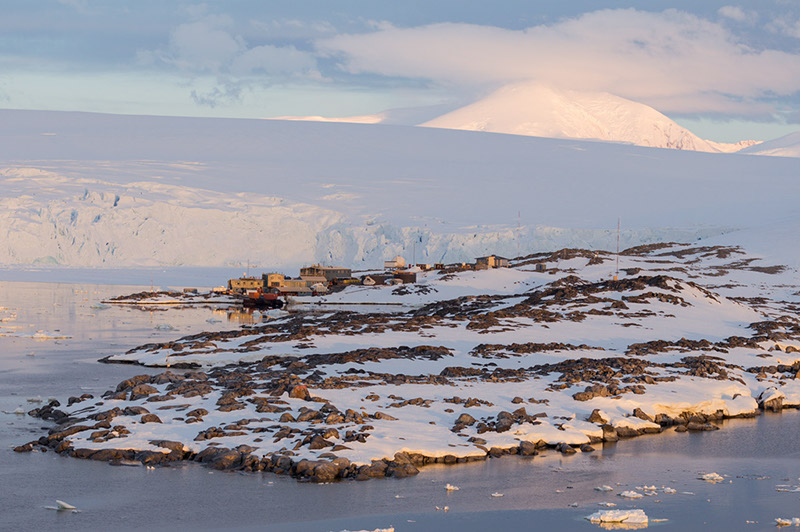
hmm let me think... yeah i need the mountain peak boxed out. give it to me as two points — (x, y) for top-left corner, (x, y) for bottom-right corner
(422, 82), (755, 153)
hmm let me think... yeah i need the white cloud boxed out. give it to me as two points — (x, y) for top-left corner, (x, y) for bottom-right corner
(718, 6), (749, 22)
(137, 13), (321, 106)
(317, 9), (800, 117)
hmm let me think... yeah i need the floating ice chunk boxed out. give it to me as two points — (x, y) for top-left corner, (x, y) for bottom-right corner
(618, 490), (644, 499)
(776, 486), (800, 493)
(598, 502), (617, 507)
(435, 506), (449, 512)
(586, 509), (648, 525)
(13, 407), (25, 415)
(775, 517), (800, 527)
(27, 396), (42, 403)
(445, 483), (459, 491)
(699, 472), (724, 483)
(594, 485), (614, 492)
(568, 502), (578, 507)
(491, 492), (504, 498)
(45, 500), (79, 512)
(90, 303), (110, 310)
(154, 324), (175, 331)
(663, 487), (676, 494)
(637, 485), (657, 491)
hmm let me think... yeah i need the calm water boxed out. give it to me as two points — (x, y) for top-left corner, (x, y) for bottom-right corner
(2, 280), (800, 532)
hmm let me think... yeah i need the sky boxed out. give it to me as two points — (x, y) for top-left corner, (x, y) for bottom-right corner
(3, 1), (800, 141)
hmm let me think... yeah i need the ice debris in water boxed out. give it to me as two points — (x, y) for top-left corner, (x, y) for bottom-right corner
(586, 509), (648, 525)
(775, 517), (800, 527)
(618, 490), (644, 499)
(491, 493), (504, 498)
(594, 485), (614, 492)
(45, 500), (79, 512)
(663, 487), (677, 494)
(598, 502), (617, 508)
(445, 484), (459, 491)
(154, 323), (175, 331)
(435, 506), (449, 512)
(699, 472), (725, 483)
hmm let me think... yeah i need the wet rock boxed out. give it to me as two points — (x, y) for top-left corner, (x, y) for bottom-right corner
(601, 424), (619, 442)
(556, 442), (577, 454)
(615, 426), (640, 438)
(580, 444), (595, 452)
(14, 442), (34, 452)
(519, 441), (539, 456)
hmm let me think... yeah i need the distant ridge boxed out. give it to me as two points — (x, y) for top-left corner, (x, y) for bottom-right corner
(421, 82), (758, 153)
(739, 131), (800, 157)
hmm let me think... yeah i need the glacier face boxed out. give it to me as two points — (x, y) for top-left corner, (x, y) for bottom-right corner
(0, 110), (798, 269)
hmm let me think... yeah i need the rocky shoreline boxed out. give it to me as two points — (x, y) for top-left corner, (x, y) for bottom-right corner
(14, 244), (800, 483)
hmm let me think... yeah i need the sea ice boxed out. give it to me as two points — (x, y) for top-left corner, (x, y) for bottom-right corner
(595, 485), (614, 492)
(699, 472), (725, 483)
(585, 509), (648, 524)
(618, 491), (644, 499)
(445, 483), (460, 491)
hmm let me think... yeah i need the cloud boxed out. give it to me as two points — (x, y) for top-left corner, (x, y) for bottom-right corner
(317, 9), (800, 117)
(137, 12), (321, 107)
(717, 6), (752, 23)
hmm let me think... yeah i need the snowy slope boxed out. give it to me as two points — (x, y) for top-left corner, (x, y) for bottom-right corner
(0, 109), (798, 269)
(422, 83), (756, 153)
(739, 131), (800, 157)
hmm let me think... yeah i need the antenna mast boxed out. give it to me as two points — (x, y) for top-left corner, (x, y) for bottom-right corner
(614, 217), (620, 281)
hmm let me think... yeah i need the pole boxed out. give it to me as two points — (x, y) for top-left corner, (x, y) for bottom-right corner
(615, 217), (620, 281)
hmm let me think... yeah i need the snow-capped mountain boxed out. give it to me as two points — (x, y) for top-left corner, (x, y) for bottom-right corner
(422, 82), (757, 153)
(0, 109), (798, 270)
(739, 131), (800, 157)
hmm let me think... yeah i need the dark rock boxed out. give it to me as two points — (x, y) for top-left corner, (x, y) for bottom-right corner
(556, 442), (577, 454)
(140, 414), (162, 424)
(14, 443), (34, 452)
(580, 444), (595, 453)
(289, 385), (311, 401)
(601, 424), (618, 442)
(632, 408), (653, 422)
(129, 384), (159, 401)
(587, 409), (608, 424)
(519, 441), (538, 456)
(615, 426), (640, 438)
(123, 406), (150, 416)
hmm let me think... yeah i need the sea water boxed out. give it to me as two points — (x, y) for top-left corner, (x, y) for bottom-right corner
(2, 280), (798, 532)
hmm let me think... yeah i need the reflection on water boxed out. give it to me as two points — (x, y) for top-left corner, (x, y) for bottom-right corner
(2, 281), (800, 532)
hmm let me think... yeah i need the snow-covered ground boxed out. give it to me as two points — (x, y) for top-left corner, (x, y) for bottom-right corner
(0, 109), (798, 271)
(23, 242), (800, 479)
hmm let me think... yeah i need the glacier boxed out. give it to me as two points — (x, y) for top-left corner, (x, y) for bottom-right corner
(0, 109), (798, 270)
